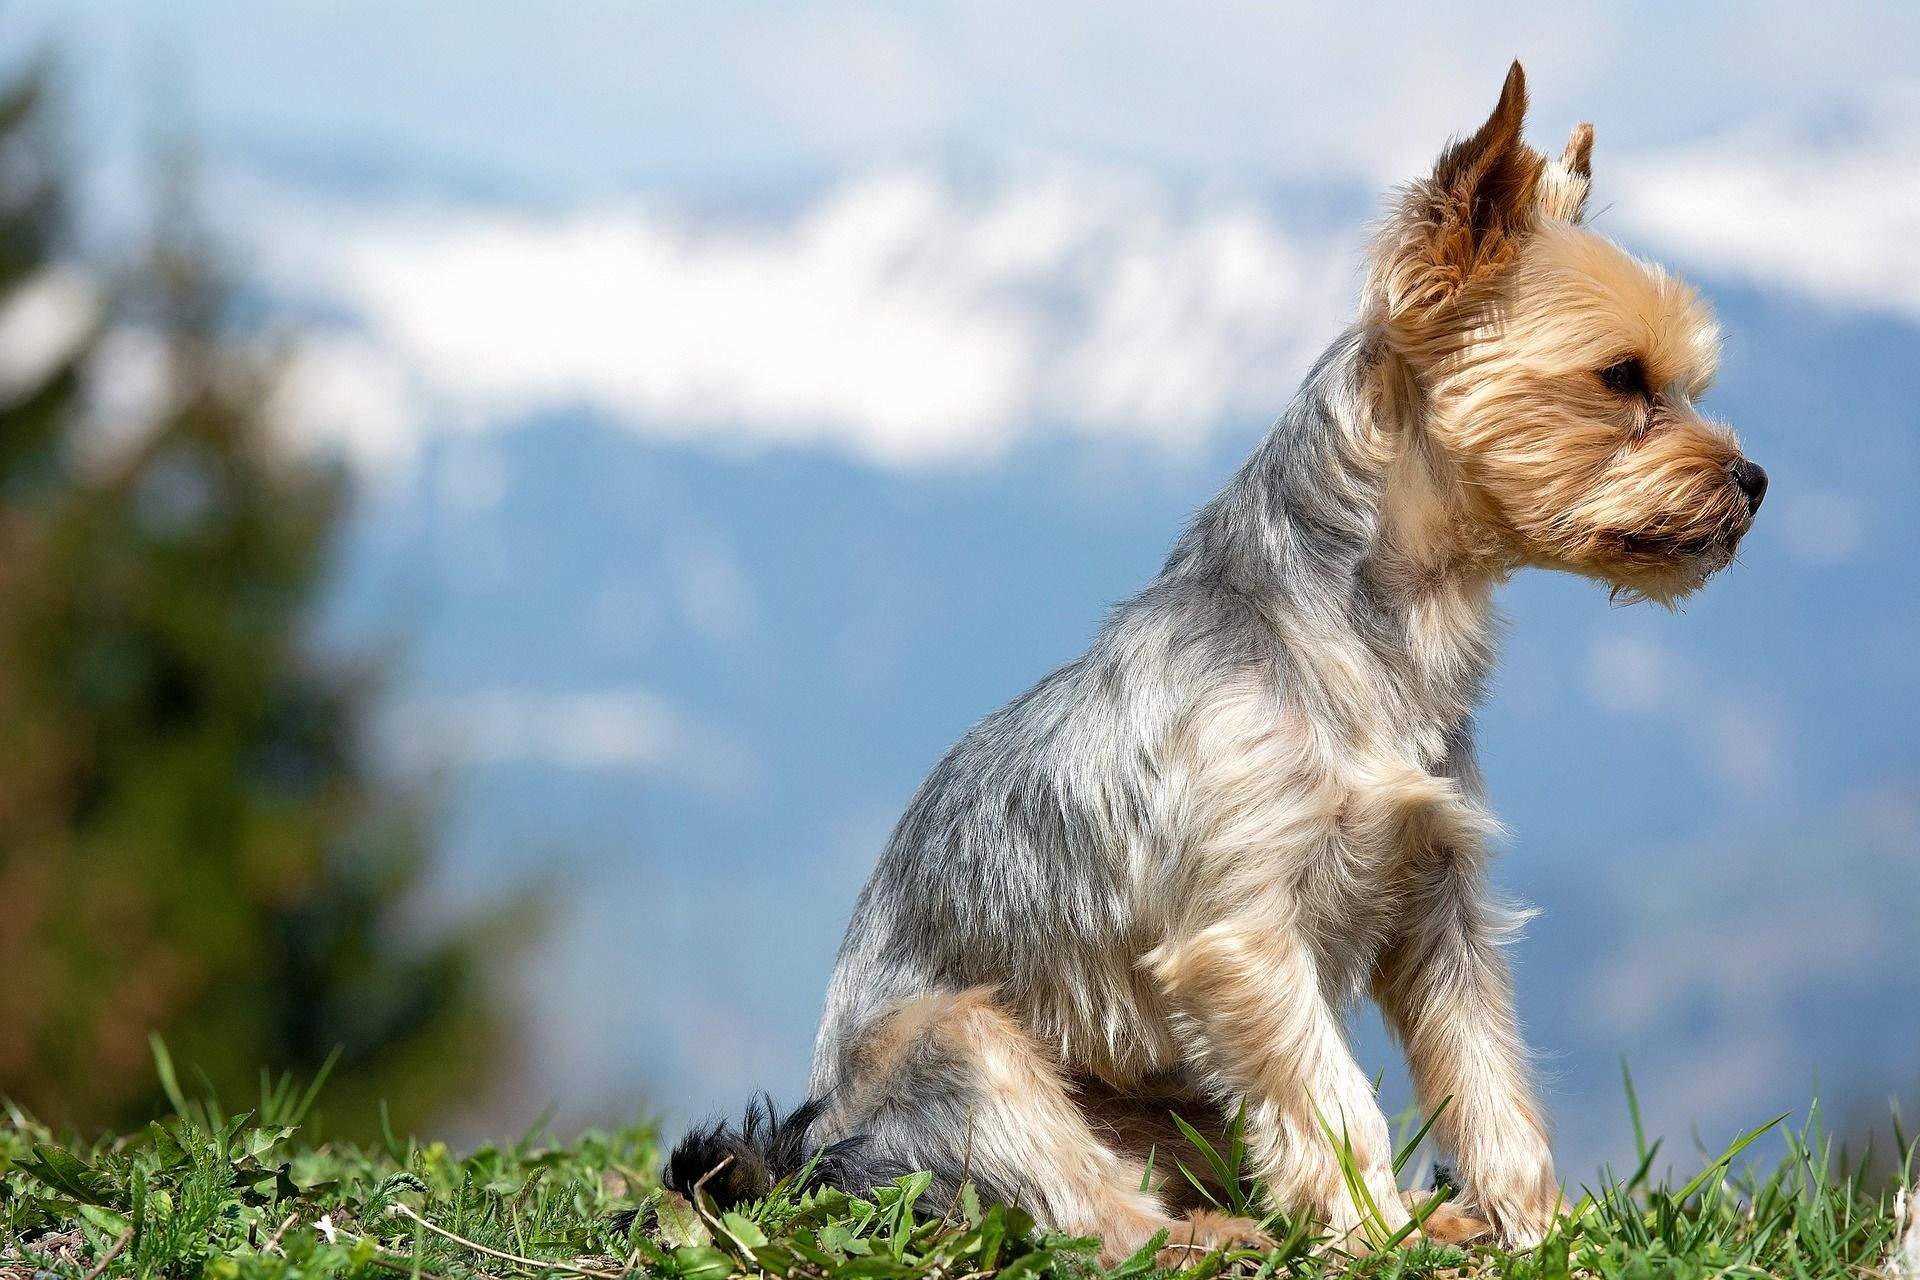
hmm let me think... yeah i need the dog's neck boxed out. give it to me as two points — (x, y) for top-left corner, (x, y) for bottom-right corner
(1163, 326), (1503, 760)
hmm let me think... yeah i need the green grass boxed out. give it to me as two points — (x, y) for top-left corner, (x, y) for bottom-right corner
(2, 1049), (1913, 1280)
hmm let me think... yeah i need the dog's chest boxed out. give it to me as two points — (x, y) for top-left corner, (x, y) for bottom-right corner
(1298, 781), (1437, 973)
(1166, 634), (1493, 991)
(1303, 680), (1485, 956)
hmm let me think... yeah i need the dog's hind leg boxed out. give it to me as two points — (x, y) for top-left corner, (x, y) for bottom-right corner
(818, 987), (1269, 1265)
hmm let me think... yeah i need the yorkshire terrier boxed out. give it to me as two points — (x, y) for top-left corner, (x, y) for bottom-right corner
(669, 62), (1765, 1259)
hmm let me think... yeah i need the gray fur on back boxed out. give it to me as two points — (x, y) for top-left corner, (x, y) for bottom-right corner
(809, 324), (1494, 1106)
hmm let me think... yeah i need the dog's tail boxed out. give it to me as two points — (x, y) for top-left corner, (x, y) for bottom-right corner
(664, 1094), (896, 1210)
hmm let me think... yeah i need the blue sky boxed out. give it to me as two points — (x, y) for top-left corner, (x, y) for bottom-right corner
(10, 2), (1919, 1173)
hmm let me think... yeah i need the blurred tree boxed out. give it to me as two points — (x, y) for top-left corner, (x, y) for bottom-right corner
(0, 65), (516, 1134)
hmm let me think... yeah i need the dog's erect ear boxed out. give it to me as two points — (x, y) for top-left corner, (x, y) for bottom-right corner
(1560, 121), (1594, 177)
(1426, 61), (1542, 284)
(1369, 61), (1546, 336)
(1537, 122), (1594, 222)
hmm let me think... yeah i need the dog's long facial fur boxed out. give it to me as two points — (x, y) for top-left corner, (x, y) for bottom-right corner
(1370, 63), (1757, 604)
(674, 62), (1762, 1261)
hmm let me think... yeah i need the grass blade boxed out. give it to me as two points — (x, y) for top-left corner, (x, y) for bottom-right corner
(1670, 1114), (1789, 1206)
(1382, 1186), (1451, 1251)
(1622, 1057), (1648, 1164)
(287, 1044), (343, 1128)
(1170, 1110), (1246, 1212)
(1313, 1102), (1389, 1251)
(1172, 1158), (1224, 1211)
(148, 1034), (195, 1127)
(1392, 1095), (1451, 1177)
(1626, 1137), (1664, 1192)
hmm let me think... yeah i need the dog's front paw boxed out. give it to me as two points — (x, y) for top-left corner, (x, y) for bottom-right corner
(1314, 1171), (1413, 1253)
(1474, 1174), (1560, 1249)
(1454, 1126), (1559, 1248)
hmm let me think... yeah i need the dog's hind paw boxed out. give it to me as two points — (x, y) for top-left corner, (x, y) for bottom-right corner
(1154, 1210), (1276, 1264)
(1400, 1189), (1491, 1246)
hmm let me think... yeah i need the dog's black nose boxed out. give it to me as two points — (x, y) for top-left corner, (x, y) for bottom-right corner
(1728, 458), (1768, 514)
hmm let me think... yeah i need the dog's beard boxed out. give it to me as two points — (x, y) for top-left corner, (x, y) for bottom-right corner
(1602, 529), (1744, 605)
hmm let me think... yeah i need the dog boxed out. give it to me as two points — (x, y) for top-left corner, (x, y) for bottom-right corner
(668, 62), (1764, 1259)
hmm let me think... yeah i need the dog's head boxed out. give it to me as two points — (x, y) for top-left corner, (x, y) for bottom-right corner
(1368, 62), (1765, 603)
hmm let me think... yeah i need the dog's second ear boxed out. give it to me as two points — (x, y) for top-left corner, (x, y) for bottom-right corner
(1371, 62), (1546, 337)
(1536, 122), (1594, 223)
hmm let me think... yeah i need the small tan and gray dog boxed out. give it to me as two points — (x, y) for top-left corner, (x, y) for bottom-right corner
(668, 62), (1765, 1261)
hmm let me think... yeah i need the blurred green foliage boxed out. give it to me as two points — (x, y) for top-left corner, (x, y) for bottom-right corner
(0, 66), (517, 1135)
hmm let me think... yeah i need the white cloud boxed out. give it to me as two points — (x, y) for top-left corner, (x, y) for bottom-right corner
(253, 165), (1359, 471)
(432, 440), (512, 516)
(739, 9), (956, 154)
(1581, 627), (1792, 802)
(0, 267), (96, 402)
(1613, 85), (1920, 319)
(31, 0), (1920, 201)
(668, 535), (759, 647)
(191, 73), (1920, 483)
(1776, 490), (1868, 567)
(1582, 632), (1677, 716)
(190, 57), (1920, 479)
(267, 332), (423, 473)
(75, 326), (168, 470)
(586, 580), (662, 655)
(394, 686), (758, 797)
(1696, 699), (1791, 798)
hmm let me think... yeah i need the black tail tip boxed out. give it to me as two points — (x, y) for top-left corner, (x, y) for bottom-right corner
(664, 1094), (831, 1210)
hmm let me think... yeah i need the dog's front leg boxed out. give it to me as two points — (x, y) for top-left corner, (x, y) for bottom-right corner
(1374, 860), (1558, 1246)
(1148, 920), (1406, 1242)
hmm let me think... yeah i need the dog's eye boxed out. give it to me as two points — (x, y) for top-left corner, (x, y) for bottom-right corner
(1598, 356), (1648, 397)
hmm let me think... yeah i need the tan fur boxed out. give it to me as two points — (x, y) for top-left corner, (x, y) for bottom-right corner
(858, 988), (1276, 1265)
(1415, 223), (1744, 602)
(1398, 1189), (1492, 1246)
(1156, 1210), (1276, 1266)
(1368, 64), (1747, 605)
(1536, 123), (1594, 223)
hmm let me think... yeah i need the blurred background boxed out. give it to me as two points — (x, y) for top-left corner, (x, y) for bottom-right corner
(1, 2), (1915, 1176)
